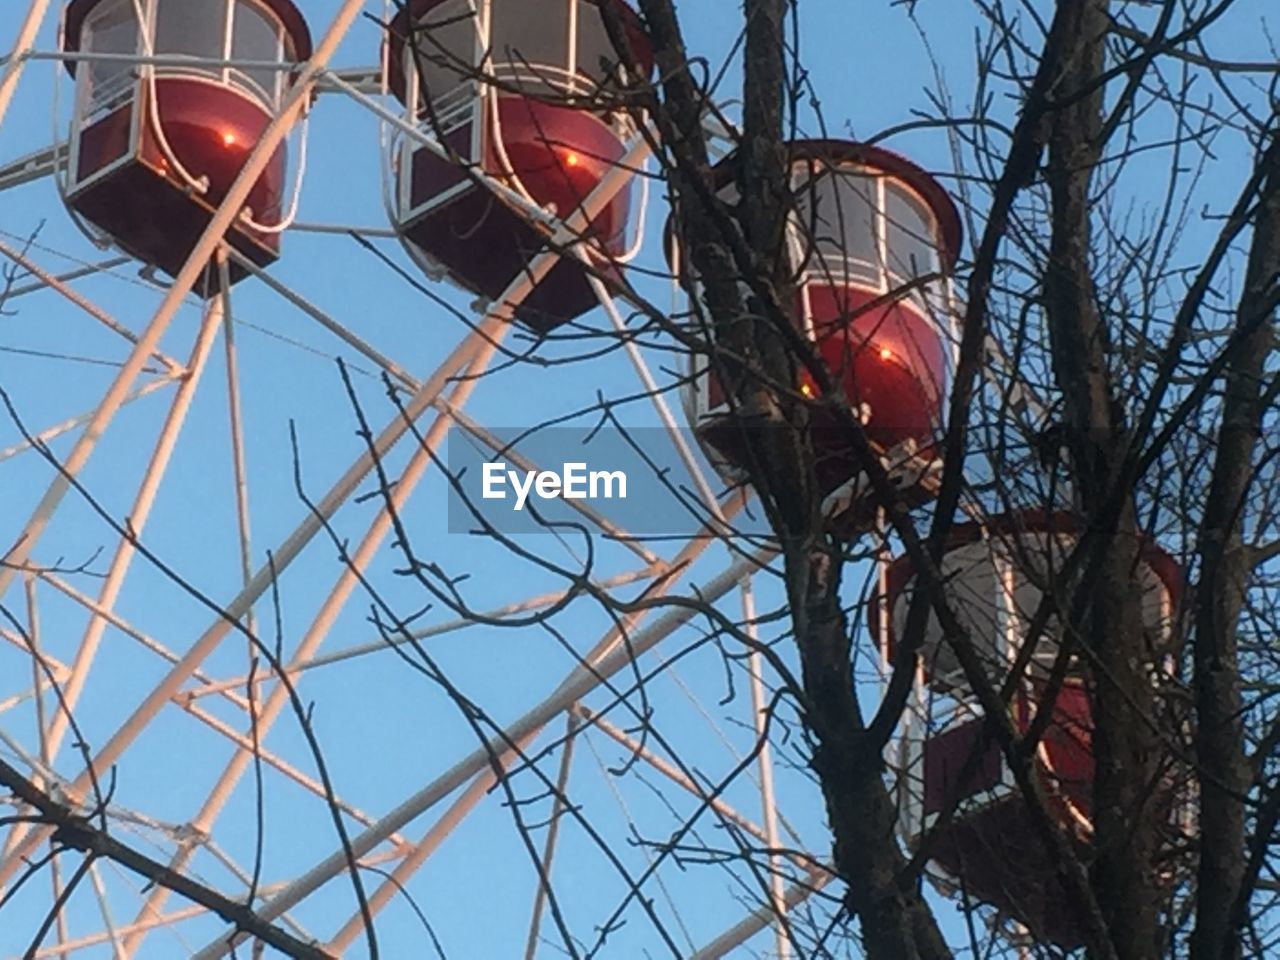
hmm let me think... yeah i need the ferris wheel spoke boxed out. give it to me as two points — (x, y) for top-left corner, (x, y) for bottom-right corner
(0, 376), (180, 466)
(0, 0), (348, 610)
(188, 547), (768, 959)
(4, 255), (132, 301)
(0, 307), (507, 888)
(172, 698), (414, 850)
(192, 839), (317, 944)
(229, 250), (420, 393)
(39, 573), (254, 717)
(572, 703), (776, 856)
(323, 726), (544, 956)
(24, 904), (207, 960)
(0, 0), (55, 139)
(0, 625), (69, 681)
(39, 294), (226, 773)
(285, 539), (721, 952)
(0, 682), (58, 719)
(229, 247), (656, 565)
(740, 578), (790, 959)
(687, 864), (835, 960)
(588, 267), (729, 526)
(581, 726), (699, 953)
(116, 333), (515, 953)
(0, 142), (65, 194)
(217, 264), (256, 644)
(521, 711), (579, 960)
(84, 860), (127, 960)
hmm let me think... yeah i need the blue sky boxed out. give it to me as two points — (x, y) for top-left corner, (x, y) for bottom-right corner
(1, 1), (1277, 957)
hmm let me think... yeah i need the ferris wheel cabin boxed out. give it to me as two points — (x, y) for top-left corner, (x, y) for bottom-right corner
(875, 511), (1184, 945)
(60, 0), (312, 294)
(383, 0), (653, 332)
(670, 141), (961, 535)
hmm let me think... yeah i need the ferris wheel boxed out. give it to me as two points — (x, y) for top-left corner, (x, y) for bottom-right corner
(0, 1), (1153, 957)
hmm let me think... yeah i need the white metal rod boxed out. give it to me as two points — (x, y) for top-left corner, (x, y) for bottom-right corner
(323, 69), (561, 233)
(218, 259), (257, 637)
(0, 686), (42, 715)
(116, 129), (646, 929)
(688, 868), (834, 960)
(196, 838), (316, 942)
(0, 378), (178, 464)
(227, 247), (420, 388)
(0, 626), (66, 676)
(322, 520), (741, 954)
(323, 727), (542, 954)
(0, 0), (53, 138)
(25, 50), (310, 70)
(86, 862), (126, 960)
(523, 712), (579, 960)
(175, 697), (410, 846)
(0, 314), (492, 889)
(191, 548), (768, 959)
(0, 142), (66, 192)
(0, 238), (182, 372)
(288, 221), (399, 238)
(25, 576), (70, 960)
(39, 573), (253, 714)
(741, 580), (789, 960)
(574, 704), (775, 850)
(26, 905), (208, 958)
(6, 256), (132, 299)
(583, 265), (731, 544)
(39, 294), (226, 768)
(182, 565), (664, 700)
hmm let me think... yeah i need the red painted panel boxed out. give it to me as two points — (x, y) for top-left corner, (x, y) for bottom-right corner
(141, 77), (286, 228)
(917, 684), (1098, 946)
(689, 282), (947, 527)
(1024, 681), (1094, 817)
(922, 717), (1003, 815)
(806, 283), (945, 452)
(928, 798), (1085, 948)
(76, 101), (134, 180)
(410, 122), (474, 208)
(493, 96), (630, 255)
(401, 188), (624, 333)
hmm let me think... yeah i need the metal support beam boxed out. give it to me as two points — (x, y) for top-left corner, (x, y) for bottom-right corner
(0, 0), (54, 138)
(688, 868), (835, 960)
(191, 545), (768, 959)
